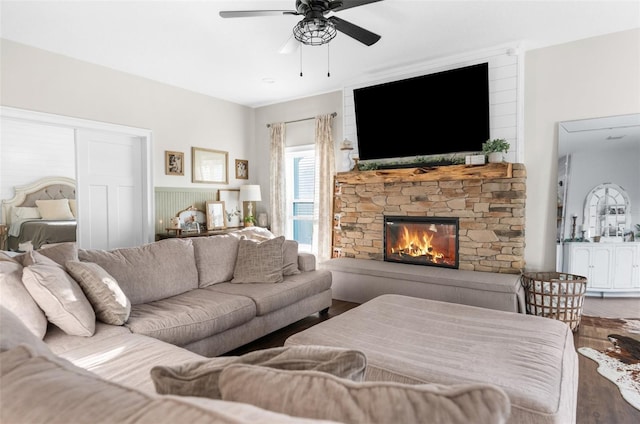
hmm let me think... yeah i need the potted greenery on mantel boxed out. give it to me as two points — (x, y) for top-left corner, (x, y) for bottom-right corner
(482, 138), (510, 163)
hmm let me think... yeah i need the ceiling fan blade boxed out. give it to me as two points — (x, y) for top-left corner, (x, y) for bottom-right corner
(328, 16), (381, 46)
(219, 10), (297, 18)
(331, 0), (384, 12)
(278, 34), (300, 54)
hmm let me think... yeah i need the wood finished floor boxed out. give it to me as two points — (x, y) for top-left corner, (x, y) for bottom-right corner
(226, 298), (640, 424)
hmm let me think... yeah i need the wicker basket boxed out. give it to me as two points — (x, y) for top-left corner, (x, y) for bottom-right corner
(521, 272), (587, 332)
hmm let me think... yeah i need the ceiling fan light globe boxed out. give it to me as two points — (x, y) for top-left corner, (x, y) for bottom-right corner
(293, 18), (337, 46)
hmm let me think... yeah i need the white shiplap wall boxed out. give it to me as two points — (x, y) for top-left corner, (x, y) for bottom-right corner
(0, 118), (75, 202)
(342, 47), (521, 170)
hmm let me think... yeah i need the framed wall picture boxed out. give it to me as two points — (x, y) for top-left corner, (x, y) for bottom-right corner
(192, 147), (228, 184)
(205, 201), (226, 230)
(165, 151), (184, 176)
(235, 159), (248, 179)
(218, 189), (242, 227)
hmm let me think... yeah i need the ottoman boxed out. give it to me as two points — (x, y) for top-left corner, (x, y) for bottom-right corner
(285, 294), (578, 424)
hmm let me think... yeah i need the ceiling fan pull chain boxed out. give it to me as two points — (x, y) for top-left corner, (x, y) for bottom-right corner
(327, 44), (331, 77)
(300, 44), (303, 77)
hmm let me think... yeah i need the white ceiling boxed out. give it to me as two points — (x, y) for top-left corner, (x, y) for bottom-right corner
(1, 0), (639, 108)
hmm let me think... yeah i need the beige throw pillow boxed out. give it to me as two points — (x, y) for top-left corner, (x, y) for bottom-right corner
(231, 236), (285, 284)
(22, 263), (95, 337)
(66, 261), (131, 325)
(151, 345), (367, 400)
(35, 199), (74, 220)
(219, 365), (511, 424)
(282, 240), (301, 276)
(37, 242), (78, 267)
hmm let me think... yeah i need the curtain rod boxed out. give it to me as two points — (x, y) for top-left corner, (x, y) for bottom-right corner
(266, 112), (337, 128)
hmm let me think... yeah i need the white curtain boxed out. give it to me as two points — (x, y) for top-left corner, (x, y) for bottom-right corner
(269, 123), (286, 237)
(313, 114), (335, 262)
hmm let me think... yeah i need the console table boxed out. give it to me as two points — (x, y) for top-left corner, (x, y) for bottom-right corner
(156, 228), (241, 241)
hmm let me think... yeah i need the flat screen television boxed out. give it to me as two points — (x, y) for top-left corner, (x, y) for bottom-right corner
(353, 63), (490, 162)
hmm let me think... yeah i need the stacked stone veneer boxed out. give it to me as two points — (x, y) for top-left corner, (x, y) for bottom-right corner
(333, 163), (526, 274)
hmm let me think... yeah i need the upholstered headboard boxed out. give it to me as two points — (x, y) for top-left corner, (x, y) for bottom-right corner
(1, 176), (76, 225)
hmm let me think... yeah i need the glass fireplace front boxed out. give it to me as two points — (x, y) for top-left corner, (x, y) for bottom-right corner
(384, 216), (459, 269)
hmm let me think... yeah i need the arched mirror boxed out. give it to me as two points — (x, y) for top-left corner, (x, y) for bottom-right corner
(557, 113), (640, 246)
(583, 183), (630, 241)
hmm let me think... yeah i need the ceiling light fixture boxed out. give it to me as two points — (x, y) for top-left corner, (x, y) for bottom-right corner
(293, 17), (337, 46)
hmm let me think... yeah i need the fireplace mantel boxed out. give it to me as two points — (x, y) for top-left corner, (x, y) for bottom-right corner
(336, 162), (512, 185)
(331, 163), (526, 273)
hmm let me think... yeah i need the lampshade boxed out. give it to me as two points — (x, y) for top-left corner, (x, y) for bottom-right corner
(239, 185), (262, 202)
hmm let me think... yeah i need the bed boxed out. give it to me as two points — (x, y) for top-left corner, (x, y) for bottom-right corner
(1, 176), (77, 251)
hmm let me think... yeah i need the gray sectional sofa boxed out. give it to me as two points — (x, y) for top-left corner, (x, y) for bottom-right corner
(0, 233), (513, 424)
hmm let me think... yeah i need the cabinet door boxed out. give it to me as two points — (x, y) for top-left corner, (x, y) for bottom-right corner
(569, 246), (591, 280)
(590, 246), (612, 289)
(613, 245), (639, 289)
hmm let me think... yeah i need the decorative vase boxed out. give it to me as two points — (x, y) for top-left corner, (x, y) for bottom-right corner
(258, 213), (268, 227)
(487, 152), (504, 163)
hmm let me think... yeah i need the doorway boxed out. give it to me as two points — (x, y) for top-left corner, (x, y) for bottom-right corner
(0, 106), (153, 249)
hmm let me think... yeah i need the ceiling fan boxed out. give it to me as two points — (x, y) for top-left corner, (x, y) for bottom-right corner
(219, 0), (383, 49)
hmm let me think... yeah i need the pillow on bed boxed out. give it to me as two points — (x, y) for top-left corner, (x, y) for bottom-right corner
(10, 206), (41, 222)
(35, 199), (74, 220)
(69, 199), (77, 217)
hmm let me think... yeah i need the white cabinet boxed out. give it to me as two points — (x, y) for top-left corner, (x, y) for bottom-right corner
(563, 242), (640, 294)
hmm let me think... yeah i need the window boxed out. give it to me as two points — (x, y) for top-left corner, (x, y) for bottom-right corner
(285, 146), (315, 252)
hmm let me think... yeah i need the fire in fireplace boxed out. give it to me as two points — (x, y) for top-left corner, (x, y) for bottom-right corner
(384, 216), (459, 269)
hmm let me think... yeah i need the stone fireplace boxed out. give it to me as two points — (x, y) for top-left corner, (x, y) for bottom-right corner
(332, 163), (526, 274)
(384, 215), (459, 269)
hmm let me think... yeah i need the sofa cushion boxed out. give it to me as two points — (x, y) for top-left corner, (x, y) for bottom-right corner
(47, 326), (206, 394)
(0, 345), (333, 424)
(78, 238), (199, 305)
(0, 259), (48, 340)
(125, 289), (256, 347)
(231, 236), (285, 284)
(151, 345), (367, 399)
(219, 365), (511, 424)
(66, 260), (131, 325)
(22, 261), (95, 337)
(192, 235), (240, 287)
(210, 270), (332, 315)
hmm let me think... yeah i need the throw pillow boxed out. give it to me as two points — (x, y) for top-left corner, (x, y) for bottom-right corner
(35, 199), (74, 220)
(37, 242), (79, 267)
(0, 261), (48, 340)
(219, 365), (511, 424)
(65, 261), (131, 325)
(22, 263), (95, 337)
(282, 240), (301, 276)
(151, 345), (367, 400)
(231, 236), (285, 284)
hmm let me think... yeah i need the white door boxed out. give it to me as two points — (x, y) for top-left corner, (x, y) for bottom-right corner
(76, 129), (144, 250)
